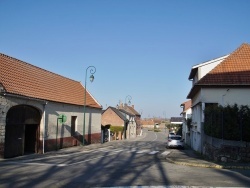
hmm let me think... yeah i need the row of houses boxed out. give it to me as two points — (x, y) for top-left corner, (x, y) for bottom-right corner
(2, 43), (249, 159)
(180, 43), (250, 157)
(101, 103), (142, 141)
(0, 53), (142, 158)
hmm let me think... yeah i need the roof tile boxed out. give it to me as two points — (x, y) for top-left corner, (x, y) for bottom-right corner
(188, 43), (250, 98)
(0, 53), (102, 108)
(198, 43), (250, 85)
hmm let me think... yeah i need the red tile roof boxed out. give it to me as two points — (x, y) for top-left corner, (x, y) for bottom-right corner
(0, 53), (102, 108)
(117, 104), (141, 116)
(180, 100), (192, 113)
(198, 43), (250, 85)
(126, 106), (140, 116)
(188, 43), (250, 98)
(141, 119), (154, 125)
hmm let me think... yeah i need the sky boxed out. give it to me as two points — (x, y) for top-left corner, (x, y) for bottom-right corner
(1, 0), (250, 119)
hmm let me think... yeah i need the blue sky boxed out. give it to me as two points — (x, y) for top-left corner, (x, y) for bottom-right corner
(1, 0), (250, 119)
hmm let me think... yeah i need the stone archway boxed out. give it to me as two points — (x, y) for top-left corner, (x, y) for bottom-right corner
(4, 105), (41, 158)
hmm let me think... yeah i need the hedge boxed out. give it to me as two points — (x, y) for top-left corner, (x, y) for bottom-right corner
(204, 104), (250, 142)
(110, 126), (124, 134)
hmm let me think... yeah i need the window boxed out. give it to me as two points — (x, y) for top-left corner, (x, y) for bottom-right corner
(71, 116), (77, 136)
(205, 103), (218, 108)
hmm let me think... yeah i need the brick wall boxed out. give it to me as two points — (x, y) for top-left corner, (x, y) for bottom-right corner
(102, 108), (124, 126)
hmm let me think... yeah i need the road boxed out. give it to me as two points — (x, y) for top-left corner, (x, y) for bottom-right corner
(0, 129), (250, 187)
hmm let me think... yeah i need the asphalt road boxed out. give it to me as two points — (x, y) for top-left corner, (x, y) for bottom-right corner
(0, 129), (250, 188)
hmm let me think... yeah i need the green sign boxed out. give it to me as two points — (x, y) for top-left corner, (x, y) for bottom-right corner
(58, 114), (67, 123)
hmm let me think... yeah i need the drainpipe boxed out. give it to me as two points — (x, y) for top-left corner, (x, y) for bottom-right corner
(42, 101), (48, 154)
(221, 89), (229, 146)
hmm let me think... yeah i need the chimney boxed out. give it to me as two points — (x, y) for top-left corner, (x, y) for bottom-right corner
(132, 105), (134, 109)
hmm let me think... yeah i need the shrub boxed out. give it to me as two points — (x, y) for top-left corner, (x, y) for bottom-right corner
(204, 104), (250, 141)
(110, 126), (124, 134)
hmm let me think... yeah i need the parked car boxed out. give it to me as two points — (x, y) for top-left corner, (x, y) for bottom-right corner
(169, 132), (175, 135)
(167, 135), (184, 149)
(168, 131), (175, 138)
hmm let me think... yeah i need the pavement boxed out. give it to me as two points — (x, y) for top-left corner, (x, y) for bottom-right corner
(165, 146), (250, 170)
(1, 141), (250, 170)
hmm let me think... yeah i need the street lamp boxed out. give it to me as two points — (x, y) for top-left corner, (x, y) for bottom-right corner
(125, 95), (132, 106)
(123, 95), (132, 140)
(140, 109), (143, 116)
(83, 66), (96, 145)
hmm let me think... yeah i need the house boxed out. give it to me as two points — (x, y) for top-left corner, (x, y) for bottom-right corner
(101, 106), (136, 140)
(141, 118), (165, 129)
(180, 100), (192, 145)
(187, 43), (250, 153)
(125, 105), (142, 135)
(0, 53), (102, 158)
(117, 103), (141, 137)
(119, 108), (137, 139)
(140, 119), (155, 128)
(101, 106), (128, 141)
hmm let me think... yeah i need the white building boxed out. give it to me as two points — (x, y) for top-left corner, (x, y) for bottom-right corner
(0, 53), (102, 158)
(180, 100), (192, 145)
(187, 43), (250, 153)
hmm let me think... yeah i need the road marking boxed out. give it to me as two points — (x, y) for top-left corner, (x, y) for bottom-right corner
(161, 151), (171, 156)
(136, 149), (150, 154)
(11, 146), (115, 163)
(153, 132), (158, 141)
(2, 148), (164, 167)
(148, 151), (159, 155)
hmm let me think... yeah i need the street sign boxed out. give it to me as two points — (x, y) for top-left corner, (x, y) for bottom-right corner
(58, 114), (67, 123)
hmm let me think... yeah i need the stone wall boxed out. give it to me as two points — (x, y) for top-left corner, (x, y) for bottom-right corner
(203, 135), (250, 163)
(0, 95), (8, 157)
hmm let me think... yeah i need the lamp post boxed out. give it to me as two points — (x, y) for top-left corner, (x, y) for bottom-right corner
(140, 109), (143, 116)
(123, 95), (132, 140)
(83, 66), (96, 145)
(125, 95), (132, 106)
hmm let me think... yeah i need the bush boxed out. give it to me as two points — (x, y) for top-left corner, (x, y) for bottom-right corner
(110, 126), (124, 135)
(204, 104), (250, 141)
(154, 128), (161, 132)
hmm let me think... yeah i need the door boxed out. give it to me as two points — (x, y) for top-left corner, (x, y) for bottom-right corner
(4, 105), (41, 158)
(5, 124), (25, 158)
(25, 124), (39, 153)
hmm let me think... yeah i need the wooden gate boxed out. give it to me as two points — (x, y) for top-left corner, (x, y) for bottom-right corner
(4, 105), (41, 158)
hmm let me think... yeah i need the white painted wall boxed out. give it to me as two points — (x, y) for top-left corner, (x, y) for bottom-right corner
(190, 87), (250, 153)
(45, 102), (101, 139)
(190, 103), (202, 152)
(1, 95), (102, 144)
(198, 61), (222, 80)
(124, 114), (137, 139)
(181, 108), (192, 145)
(192, 55), (228, 85)
(192, 88), (250, 108)
(200, 88), (250, 106)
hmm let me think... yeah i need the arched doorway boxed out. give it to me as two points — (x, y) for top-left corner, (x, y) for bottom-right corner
(4, 105), (41, 158)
